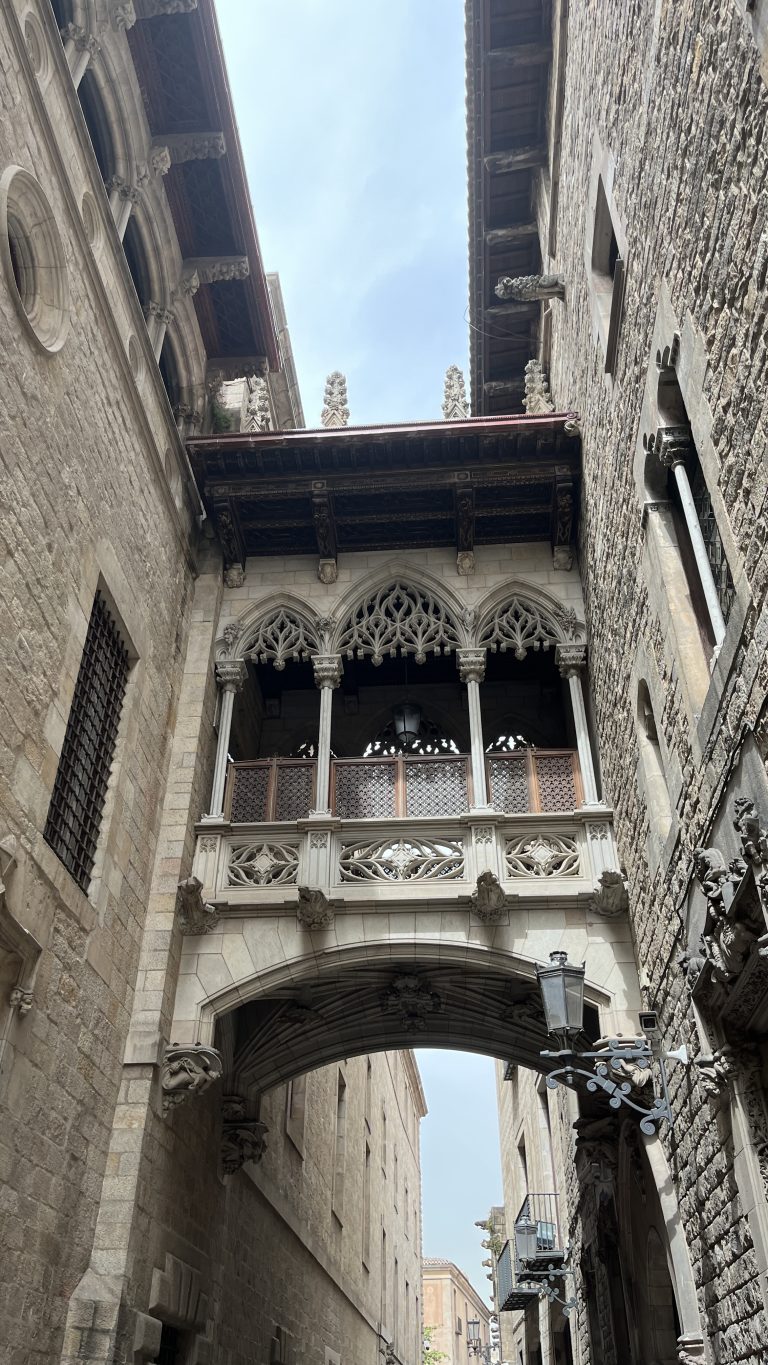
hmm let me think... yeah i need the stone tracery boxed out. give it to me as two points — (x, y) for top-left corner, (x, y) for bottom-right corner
(336, 581), (462, 664)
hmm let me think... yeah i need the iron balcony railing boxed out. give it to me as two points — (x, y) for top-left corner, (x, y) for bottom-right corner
(224, 749), (582, 824)
(495, 1239), (539, 1313)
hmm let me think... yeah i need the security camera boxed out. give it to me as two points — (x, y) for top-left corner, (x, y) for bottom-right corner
(639, 1010), (659, 1035)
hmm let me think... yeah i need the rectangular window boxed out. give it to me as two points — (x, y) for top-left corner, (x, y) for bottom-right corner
(362, 1140), (371, 1267)
(365, 1057), (372, 1131)
(381, 1229), (387, 1327)
(286, 1073), (307, 1155)
(591, 174), (626, 376)
(332, 1069), (347, 1219)
(44, 591), (129, 892)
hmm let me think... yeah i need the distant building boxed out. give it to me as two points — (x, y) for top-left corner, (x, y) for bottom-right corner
(422, 1259), (492, 1365)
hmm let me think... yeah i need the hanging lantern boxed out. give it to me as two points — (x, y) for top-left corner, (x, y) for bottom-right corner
(535, 950), (585, 1041)
(392, 701), (422, 746)
(513, 1213), (539, 1268)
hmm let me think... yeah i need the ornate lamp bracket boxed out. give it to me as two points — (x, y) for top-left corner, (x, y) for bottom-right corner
(542, 1038), (688, 1134)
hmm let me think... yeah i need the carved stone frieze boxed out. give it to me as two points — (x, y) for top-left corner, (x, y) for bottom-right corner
(382, 975), (443, 1032)
(177, 877), (220, 935)
(153, 133), (226, 165)
(162, 1044), (223, 1116)
(221, 1096), (268, 1175)
(181, 257), (249, 288)
(297, 887), (334, 930)
(495, 273), (565, 302)
(469, 871), (508, 923)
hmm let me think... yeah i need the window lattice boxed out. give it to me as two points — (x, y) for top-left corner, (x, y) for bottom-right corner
(488, 755), (529, 813)
(44, 592), (129, 892)
(690, 465), (735, 624)
(230, 766), (270, 822)
(335, 762), (397, 819)
(405, 760), (467, 818)
(274, 764), (314, 821)
(535, 754), (577, 811)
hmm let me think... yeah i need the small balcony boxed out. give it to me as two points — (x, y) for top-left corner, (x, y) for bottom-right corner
(512, 1193), (565, 1272)
(495, 1240), (539, 1313)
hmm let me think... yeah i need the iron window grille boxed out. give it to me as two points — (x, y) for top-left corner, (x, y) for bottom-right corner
(44, 592), (129, 892)
(690, 464), (735, 624)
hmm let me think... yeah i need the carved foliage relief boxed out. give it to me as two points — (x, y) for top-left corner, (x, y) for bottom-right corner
(336, 582), (461, 665)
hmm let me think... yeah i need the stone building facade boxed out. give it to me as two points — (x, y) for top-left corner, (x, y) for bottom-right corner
(422, 1259), (492, 1365)
(468, 1), (768, 1363)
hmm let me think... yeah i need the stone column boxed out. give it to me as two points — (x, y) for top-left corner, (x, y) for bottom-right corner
(311, 655), (343, 816)
(555, 643), (599, 806)
(457, 649), (490, 810)
(204, 659), (247, 820)
(657, 440), (726, 647)
(61, 23), (99, 87)
(107, 179), (141, 241)
(146, 303), (175, 361)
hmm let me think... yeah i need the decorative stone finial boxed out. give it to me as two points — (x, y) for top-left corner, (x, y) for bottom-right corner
(523, 359), (555, 415)
(495, 273), (566, 302)
(442, 365), (469, 420)
(321, 372), (350, 428)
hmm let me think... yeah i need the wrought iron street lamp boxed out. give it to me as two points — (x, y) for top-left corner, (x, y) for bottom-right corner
(466, 1319), (481, 1356)
(535, 951), (688, 1133)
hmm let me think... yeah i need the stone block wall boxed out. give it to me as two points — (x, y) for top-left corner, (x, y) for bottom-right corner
(543, 0), (768, 1358)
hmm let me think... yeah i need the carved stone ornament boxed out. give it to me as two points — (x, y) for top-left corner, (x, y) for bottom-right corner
(318, 558), (338, 585)
(110, 1), (137, 28)
(162, 1043), (223, 1116)
(62, 22), (100, 55)
(140, 0), (199, 13)
(523, 358), (555, 415)
(338, 582), (461, 665)
(456, 551), (475, 576)
(215, 658), (247, 693)
(470, 871), (508, 923)
(695, 1047), (736, 1107)
(552, 545), (574, 572)
(243, 376), (272, 433)
(321, 371), (350, 428)
(182, 256), (249, 286)
(457, 648), (486, 685)
(312, 654), (343, 689)
(589, 869), (629, 918)
(154, 132), (226, 165)
(733, 796), (768, 867)
(678, 938), (706, 990)
(442, 365), (469, 420)
(693, 844), (757, 982)
(676, 1338), (705, 1365)
(177, 876), (220, 935)
(382, 974), (443, 1032)
(221, 1096), (268, 1175)
(297, 887), (334, 930)
(107, 175), (140, 205)
(563, 414), (581, 436)
(224, 563), (245, 588)
(1, 834), (41, 1017)
(221, 621), (241, 653)
(246, 608), (320, 670)
(479, 595), (579, 661)
(495, 273), (565, 302)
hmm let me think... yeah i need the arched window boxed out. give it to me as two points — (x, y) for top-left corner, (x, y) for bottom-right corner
(159, 331), (182, 412)
(78, 70), (116, 186)
(364, 713), (459, 757)
(123, 216), (151, 313)
(636, 681), (672, 843)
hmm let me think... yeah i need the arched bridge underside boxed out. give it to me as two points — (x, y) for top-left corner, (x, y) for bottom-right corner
(173, 914), (641, 1095)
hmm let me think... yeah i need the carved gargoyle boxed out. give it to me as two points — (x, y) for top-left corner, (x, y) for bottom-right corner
(695, 1047), (736, 1108)
(693, 845), (757, 983)
(589, 869), (629, 918)
(177, 876), (220, 935)
(297, 886), (334, 930)
(470, 870), (508, 923)
(221, 1097), (268, 1175)
(162, 1043), (223, 1116)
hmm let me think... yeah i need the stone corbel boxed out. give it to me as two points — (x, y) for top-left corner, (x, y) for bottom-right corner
(111, 2), (137, 29)
(469, 871), (510, 924)
(161, 1043), (223, 1116)
(588, 869), (629, 918)
(152, 133), (226, 164)
(495, 273), (565, 302)
(297, 886), (335, 930)
(177, 876), (220, 935)
(1, 835), (41, 1016)
(182, 256), (250, 286)
(138, 0), (199, 16)
(221, 1096), (268, 1175)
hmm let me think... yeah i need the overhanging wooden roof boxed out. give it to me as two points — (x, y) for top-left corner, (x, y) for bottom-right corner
(466, 0), (550, 415)
(188, 415), (579, 566)
(128, 0), (278, 372)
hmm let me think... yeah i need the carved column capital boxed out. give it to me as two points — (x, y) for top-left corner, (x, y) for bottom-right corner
(555, 641), (587, 678)
(457, 648), (486, 684)
(312, 654), (343, 690)
(215, 659), (247, 693)
(648, 424), (693, 469)
(62, 22), (100, 56)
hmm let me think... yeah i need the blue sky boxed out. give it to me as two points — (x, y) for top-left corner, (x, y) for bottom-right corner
(217, 0), (469, 427)
(416, 1051), (503, 1307)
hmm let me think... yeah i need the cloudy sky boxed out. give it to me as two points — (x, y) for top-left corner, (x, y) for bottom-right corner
(217, 1), (502, 1302)
(217, 0), (470, 427)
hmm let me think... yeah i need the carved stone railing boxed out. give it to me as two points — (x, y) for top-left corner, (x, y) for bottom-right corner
(223, 750), (581, 824)
(190, 810), (618, 911)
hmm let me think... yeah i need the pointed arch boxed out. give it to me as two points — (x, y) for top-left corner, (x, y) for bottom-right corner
(216, 596), (324, 666)
(475, 581), (585, 660)
(331, 573), (466, 664)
